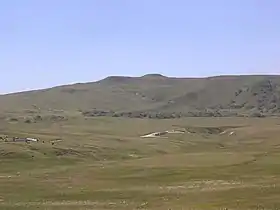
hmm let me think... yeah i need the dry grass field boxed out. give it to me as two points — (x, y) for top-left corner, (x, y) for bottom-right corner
(1, 116), (280, 209)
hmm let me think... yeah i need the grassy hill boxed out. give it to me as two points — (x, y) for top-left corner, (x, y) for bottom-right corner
(1, 74), (280, 118)
(2, 75), (280, 209)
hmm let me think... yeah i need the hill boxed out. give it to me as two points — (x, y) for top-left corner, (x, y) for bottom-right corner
(1, 74), (280, 118)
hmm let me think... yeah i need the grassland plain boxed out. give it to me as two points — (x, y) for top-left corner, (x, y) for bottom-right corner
(1, 116), (280, 209)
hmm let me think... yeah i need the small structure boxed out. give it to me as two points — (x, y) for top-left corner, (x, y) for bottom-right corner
(13, 137), (26, 142)
(13, 137), (38, 143)
(26, 138), (38, 142)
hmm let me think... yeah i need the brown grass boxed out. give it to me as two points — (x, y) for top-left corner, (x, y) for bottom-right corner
(0, 117), (280, 209)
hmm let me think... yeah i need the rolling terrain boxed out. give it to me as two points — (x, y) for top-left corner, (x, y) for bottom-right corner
(1, 117), (280, 209)
(1, 75), (280, 209)
(1, 74), (280, 118)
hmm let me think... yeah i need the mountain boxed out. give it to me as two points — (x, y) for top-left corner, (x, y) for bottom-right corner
(1, 74), (280, 118)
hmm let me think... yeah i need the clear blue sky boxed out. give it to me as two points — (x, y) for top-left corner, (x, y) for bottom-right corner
(1, 0), (280, 93)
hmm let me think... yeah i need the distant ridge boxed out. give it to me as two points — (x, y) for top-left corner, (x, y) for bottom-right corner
(141, 73), (167, 78)
(1, 74), (280, 118)
(100, 76), (134, 84)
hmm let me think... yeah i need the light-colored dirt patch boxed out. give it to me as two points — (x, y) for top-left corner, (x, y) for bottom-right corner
(140, 129), (185, 138)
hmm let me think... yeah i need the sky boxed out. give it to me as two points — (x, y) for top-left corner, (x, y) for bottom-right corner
(1, 0), (280, 93)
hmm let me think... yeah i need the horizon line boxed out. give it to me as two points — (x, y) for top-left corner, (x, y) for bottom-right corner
(1, 73), (279, 96)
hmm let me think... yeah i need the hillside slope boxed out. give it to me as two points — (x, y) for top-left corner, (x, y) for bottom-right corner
(1, 74), (280, 117)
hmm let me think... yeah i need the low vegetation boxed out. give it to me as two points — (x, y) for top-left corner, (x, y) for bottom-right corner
(1, 75), (280, 117)
(0, 116), (280, 209)
(1, 75), (280, 209)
